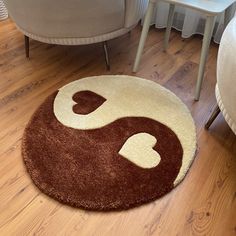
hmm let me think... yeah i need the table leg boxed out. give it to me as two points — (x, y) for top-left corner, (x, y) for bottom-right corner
(164, 3), (175, 51)
(195, 15), (216, 101)
(133, 1), (156, 72)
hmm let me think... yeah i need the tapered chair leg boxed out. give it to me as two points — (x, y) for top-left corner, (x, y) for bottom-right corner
(24, 35), (29, 58)
(205, 105), (220, 129)
(133, 1), (155, 72)
(194, 15), (216, 101)
(164, 3), (175, 51)
(103, 41), (110, 71)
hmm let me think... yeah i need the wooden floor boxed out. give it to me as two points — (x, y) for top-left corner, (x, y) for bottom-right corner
(0, 19), (235, 236)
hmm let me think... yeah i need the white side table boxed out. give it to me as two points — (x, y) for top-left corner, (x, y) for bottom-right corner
(133, 0), (236, 100)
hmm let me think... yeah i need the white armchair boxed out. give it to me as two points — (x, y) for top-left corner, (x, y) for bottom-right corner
(205, 16), (236, 134)
(3, 0), (146, 69)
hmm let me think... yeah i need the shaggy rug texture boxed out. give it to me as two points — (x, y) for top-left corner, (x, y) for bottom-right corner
(22, 75), (196, 211)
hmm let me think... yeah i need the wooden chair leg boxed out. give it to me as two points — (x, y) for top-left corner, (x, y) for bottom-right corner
(133, 1), (155, 72)
(164, 3), (175, 51)
(103, 41), (110, 71)
(24, 35), (29, 58)
(205, 105), (220, 129)
(194, 15), (216, 101)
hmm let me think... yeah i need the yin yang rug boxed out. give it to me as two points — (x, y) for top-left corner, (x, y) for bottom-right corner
(22, 75), (197, 211)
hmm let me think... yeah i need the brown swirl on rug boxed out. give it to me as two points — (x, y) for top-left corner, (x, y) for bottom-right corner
(22, 91), (183, 211)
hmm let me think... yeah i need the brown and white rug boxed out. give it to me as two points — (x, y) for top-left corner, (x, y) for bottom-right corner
(22, 75), (196, 211)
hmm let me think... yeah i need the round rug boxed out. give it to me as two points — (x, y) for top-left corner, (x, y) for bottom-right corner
(22, 75), (196, 211)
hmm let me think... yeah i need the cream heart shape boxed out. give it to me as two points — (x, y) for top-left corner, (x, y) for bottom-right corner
(118, 133), (161, 168)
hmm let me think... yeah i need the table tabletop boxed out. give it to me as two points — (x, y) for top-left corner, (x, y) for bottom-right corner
(153, 0), (236, 14)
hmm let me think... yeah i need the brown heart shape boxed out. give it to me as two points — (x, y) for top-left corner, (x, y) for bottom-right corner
(72, 90), (106, 115)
